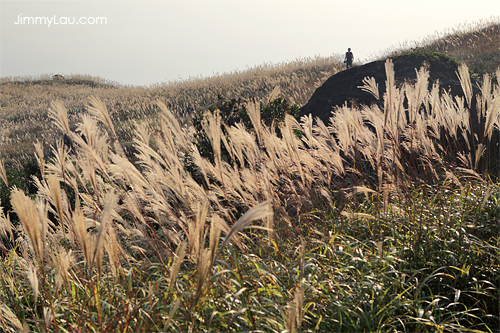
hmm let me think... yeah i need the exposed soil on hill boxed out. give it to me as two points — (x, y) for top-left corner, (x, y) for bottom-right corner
(299, 55), (480, 125)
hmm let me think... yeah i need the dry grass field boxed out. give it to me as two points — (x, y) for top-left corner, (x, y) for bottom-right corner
(0, 18), (499, 332)
(0, 56), (344, 160)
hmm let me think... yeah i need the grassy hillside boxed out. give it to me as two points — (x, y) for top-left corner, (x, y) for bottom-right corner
(0, 57), (343, 161)
(376, 17), (499, 82)
(0, 19), (499, 332)
(422, 22), (500, 81)
(0, 19), (498, 161)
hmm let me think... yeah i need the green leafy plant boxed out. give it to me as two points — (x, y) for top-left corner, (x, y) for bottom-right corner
(0, 157), (41, 218)
(192, 94), (299, 163)
(392, 46), (461, 66)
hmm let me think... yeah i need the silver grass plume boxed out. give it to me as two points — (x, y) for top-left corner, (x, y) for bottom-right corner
(456, 63), (473, 108)
(34, 140), (45, 179)
(357, 76), (379, 100)
(91, 191), (119, 274)
(11, 189), (44, 265)
(0, 159), (7, 187)
(48, 101), (71, 137)
(217, 201), (273, 258)
(384, 59), (396, 127)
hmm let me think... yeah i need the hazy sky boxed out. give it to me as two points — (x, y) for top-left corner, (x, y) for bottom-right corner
(1, 0), (498, 86)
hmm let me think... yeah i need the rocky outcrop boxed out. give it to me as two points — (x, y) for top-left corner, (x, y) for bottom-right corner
(299, 55), (480, 125)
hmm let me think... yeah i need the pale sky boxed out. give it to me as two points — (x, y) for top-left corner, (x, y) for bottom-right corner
(1, 0), (498, 86)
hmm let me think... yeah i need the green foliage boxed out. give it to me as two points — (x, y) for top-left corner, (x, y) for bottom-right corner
(261, 96), (300, 127)
(192, 94), (299, 163)
(0, 157), (41, 218)
(393, 47), (461, 66)
(1, 182), (498, 332)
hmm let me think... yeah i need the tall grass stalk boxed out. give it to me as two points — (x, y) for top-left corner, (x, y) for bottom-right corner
(0, 40), (499, 331)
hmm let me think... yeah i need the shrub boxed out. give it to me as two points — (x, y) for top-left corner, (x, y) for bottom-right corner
(392, 47), (460, 66)
(0, 157), (41, 219)
(192, 94), (299, 163)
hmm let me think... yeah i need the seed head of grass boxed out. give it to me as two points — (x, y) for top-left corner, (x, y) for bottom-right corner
(48, 100), (71, 136)
(10, 189), (44, 265)
(26, 264), (39, 304)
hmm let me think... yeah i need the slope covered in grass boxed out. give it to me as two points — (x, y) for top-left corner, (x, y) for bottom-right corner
(376, 17), (499, 81)
(0, 56), (499, 332)
(0, 57), (343, 160)
(0, 18), (499, 332)
(1, 18), (498, 162)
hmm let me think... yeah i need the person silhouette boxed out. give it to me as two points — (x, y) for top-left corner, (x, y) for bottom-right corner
(345, 48), (354, 69)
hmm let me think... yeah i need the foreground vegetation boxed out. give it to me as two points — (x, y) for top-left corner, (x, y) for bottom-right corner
(0, 58), (499, 332)
(1, 181), (499, 332)
(0, 19), (499, 332)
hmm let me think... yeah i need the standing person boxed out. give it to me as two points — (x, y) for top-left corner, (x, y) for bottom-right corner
(345, 48), (354, 69)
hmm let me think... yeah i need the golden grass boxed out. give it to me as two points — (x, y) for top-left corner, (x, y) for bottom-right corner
(0, 18), (499, 332)
(26, 264), (38, 304)
(7, 60), (496, 278)
(0, 56), (343, 160)
(0, 204), (13, 241)
(10, 189), (44, 266)
(371, 16), (499, 62)
(0, 300), (24, 332)
(0, 159), (8, 187)
(1, 19), (497, 165)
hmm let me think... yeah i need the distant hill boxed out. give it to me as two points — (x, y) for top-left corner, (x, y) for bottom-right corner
(300, 20), (499, 125)
(382, 21), (499, 82)
(4, 78), (117, 89)
(0, 19), (498, 161)
(0, 58), (342, 160)
(299, 54), (480, 125)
